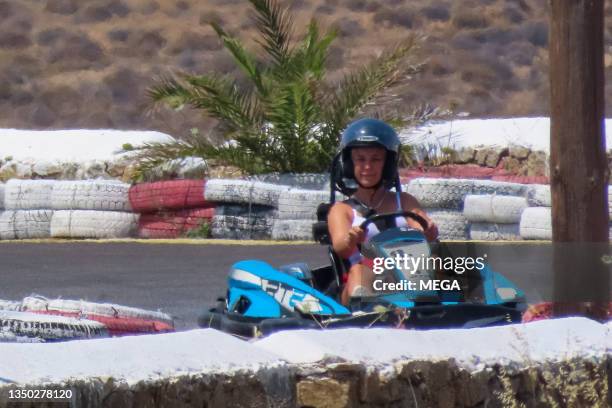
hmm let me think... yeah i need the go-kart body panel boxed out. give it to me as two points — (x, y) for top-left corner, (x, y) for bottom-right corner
(200, 219), (527, 337)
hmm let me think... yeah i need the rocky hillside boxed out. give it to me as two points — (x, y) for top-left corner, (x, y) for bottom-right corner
(1, 0), (611, 139)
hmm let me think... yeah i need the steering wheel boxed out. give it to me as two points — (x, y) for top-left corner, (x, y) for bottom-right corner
(359, 210), (429, 232)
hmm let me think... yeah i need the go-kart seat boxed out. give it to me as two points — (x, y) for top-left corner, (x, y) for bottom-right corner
(311, 202), (350, 296)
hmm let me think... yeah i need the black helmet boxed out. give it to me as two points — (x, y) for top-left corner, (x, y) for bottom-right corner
(335, 118), (400, 194)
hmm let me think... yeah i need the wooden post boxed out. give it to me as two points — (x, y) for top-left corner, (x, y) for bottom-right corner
(549, 0), (609, 318)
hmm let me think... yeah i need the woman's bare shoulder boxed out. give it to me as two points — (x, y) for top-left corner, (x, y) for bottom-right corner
(328, 201), (353, 217)
(399, 192), (422, 210)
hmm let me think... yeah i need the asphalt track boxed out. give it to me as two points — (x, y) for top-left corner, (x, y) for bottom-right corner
(0, 241), (564, 329)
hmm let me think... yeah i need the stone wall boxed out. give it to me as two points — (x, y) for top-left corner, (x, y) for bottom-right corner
(1, 357), (607, 407)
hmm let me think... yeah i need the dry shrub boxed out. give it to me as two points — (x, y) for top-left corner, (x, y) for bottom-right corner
(503, 4), (525, 24)
(505, 41), (537, 66)
(420, 3), (450, 22)
(373, 7), (415, 29)
(521, 20), (548, 47)
(132, 0), (159, 15)
(104, 68), (145, 104)
(0, 31), (31, 50)
(315, 4), (335, 14)
(426, 56), (452, 76)
(474, 27), (522, 46)
(127, 30), (167, 58)
(75, 5), (113, 23)
(199, 10), (224, 25)
(168, 32), (222, 54)
(107, 29), (130, 43)
(451, 32), (481, 51)
(40, 85), (81, 118)
(325, 45), (344, 70)
(334, 18), (365, 38)
(44, 0), (78, 15)
(452, 9), (489, 29)
(46, 31), (107, 70)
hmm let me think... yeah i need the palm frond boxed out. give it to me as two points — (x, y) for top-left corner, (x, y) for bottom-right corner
(182, 74), (260, 132)
(142, 1), (427, 177)
(210, 22), (266, 95)
(249, 0), (293, 68)
(128, 137), (213, 181)
(148, 76), (193, 110)
(301, 20), (337, 77)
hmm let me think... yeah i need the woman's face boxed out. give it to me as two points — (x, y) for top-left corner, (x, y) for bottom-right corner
(351, 147), (386, 188)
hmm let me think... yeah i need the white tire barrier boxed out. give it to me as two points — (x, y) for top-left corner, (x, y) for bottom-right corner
(519, 207), (552, 240)
(471, 180), (527, 196)
(50, 210), (139, 238)
(0, 300), (22, 311)
(271, 219), (314, 241)
(4, 179), (55, 210)
(21, 296), (173, 325)
(425, 209), (469, 240)
(277, 189), (331, 220)
(51, 180), (132, 211)
(247, 173), (330, 190)
(463, 195), (527, 224)
(0, 183), (4, 210)
(469, 223), (522, 241)
(527, 184), (612, 220)
(405, 179), (526, 210)
(405, 179), (474, 210)
(0, 331), (44, 343)
(211, 214), (274, 240)
(526, 184), (551, 207)
(215, 204), (276, 217)
(0, 310), (108, 342)
(204, 179), (288, 208)
(0, 210), (53, 239)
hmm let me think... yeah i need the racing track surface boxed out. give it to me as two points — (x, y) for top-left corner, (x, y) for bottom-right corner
(0, 241), (563, 329)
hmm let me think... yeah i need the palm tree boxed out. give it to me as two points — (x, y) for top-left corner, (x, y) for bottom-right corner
(133, 0), (422, 177)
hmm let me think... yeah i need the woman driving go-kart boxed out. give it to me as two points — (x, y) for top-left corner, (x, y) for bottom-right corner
(328, 118), (439, 305)
(199, 117), (526, 336)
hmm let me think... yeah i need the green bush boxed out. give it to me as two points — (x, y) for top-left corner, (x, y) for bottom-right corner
(184, 221), (211, 239)
(132, 0), (424, 177)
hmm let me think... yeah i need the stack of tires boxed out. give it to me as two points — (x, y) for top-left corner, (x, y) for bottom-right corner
(405, 178), (528, 241)
(0, 179), (139, 239)
(464, 195), (526, 240)
(129, 180), (215, 239)
(204, 180), (287, 240)
(405, 179), (473, 240)
(273, 188), (340, 241)
(0, 180), (55, 239)
(521, 184), (612, 240)
(0, 296), (174, 342)
(50, 180), (137, 239)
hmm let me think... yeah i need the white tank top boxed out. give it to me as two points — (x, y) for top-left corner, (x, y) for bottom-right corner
(348, 192), (408, 265)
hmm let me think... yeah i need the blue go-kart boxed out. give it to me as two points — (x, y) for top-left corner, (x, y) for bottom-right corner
(199, 192), (527, 338)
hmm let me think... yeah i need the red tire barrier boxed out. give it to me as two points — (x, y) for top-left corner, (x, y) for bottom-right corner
(138, 207), (215, 238)
(491, 175), (550, 184)
(400, 165), (549, 185)
(522, 302), (612, 323)
(30, 310), (174, 336)
(128, 180), (211, 213)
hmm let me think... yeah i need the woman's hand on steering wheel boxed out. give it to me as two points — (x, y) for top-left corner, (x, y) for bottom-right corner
(359, 210), (439, 242)
(407, 213), (439, 242)
(346, 226), (365, 248)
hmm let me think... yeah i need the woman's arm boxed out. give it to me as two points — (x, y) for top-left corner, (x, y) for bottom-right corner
(327, 202), (365, 259)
